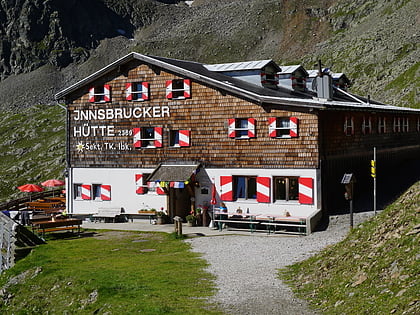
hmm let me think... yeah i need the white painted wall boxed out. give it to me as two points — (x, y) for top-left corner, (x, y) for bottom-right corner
(67, 166), (320, 219)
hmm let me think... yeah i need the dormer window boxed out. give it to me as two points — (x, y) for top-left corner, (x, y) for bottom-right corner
(126, 82), (149, 101)
(166, 79), (191, 99)
(261, 72), (279, 88)
(89, 84), (111, 103)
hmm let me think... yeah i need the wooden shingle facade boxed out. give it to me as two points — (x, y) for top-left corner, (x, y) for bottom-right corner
(56, 53), (420, 232)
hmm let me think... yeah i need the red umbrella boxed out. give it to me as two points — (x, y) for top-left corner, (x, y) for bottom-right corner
(17, 184), (44, 192)
(41, 179), (65, 187)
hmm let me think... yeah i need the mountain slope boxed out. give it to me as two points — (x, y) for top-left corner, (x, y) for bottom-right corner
(281, 181), (420, 314)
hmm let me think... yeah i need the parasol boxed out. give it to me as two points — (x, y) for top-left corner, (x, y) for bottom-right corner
(41, 179), (65, 197)
(17, 184), (44, 201)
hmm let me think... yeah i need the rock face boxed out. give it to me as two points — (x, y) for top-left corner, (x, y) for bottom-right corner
(0, 0), (139, 78)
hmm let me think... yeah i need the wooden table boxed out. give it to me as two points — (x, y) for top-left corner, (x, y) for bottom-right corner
(32, 218), (82, 236)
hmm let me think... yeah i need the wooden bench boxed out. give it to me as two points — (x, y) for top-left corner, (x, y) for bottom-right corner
(92, 208), (122, 223)
(259, 216), (308, 235)
(137, 210), (157, 224)
(214, 217), (260, 233)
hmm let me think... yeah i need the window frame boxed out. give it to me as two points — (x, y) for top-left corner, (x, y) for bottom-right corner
(169, 130), (191, 147)
(273, 176), (299, 202)
(362, 116), (372, 135)
(344, 116), (354, 136)
(268, 117), (298, 138)
(228, 118), (256, 139)
(233, 175), (257, 200)
(378, 117), (387, 134)
(89, 84), (111, 103)
(166, 79), (191, 100)
(126, 82), (149, 101)
(133, 127), (163, 148)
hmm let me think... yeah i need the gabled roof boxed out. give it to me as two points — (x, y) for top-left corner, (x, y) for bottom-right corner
(55, 52), (420, 114)
(278, 65), (308, 76)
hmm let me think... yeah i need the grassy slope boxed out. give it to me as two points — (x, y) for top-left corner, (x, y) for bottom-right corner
(0, 105), (66, 203)
(280, 181), (420, 314)
(0, 231), (222, 314)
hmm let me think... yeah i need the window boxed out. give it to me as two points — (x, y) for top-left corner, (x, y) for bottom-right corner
(228, 118), (256, 139)
(92, 184), (102, 200)
(378, 117), (386, 134)
(126, 82), (149, 101)
(417, 118), (420, 132)
(89, 84), (111, 103)
(291, 76), (306, 91)
(273, 177), (298, 201)
(268, 117), (298, 138)
(402, 117), (409, 132)
(234, 176), (257, 200)
(166, 79), (191, 99)
(74, 184), (83, 199)
(133, 127), (163, 148)
(261, 72), (279, 87)
(393, 117), (401, 133)
(170, 130), (191, 147)
(344, 116), (354, 136)
(362, 116), (372, 134)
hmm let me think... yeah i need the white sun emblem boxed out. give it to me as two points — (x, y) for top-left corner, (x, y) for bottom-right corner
(76, 142), (85, 153)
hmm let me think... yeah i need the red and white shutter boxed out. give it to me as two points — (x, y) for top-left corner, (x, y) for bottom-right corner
(88, 87), (95, 103)
(228, 119), (236, 138)
(179, 130), (190, 147)
(220, 176), (233, 201)
(125, 83), (132, 101)
(142, 82), (149, 100)
(268, 117), (277, 138)
(256, 177), (270, 203)
(156, 186), (166, 195)
(165, 80), (173, 99)
(133, 128), (141, 148)
(290, 117), (298, 138)
(135, 174), (145, 194)
(154, 127), (163, 147)
(104, 84), (111, 102)
(100, 185), (111, 201)
(183, 79), (191, 98)
(248, 118), (256, 138)
(81, 185), (91, 200)
(298, 177), (313, 204)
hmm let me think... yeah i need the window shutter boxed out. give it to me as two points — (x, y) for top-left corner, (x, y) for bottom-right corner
(256, 177), (270, 203)
(289, 117), (298, 137)
(165, 80), (173, 99)
(135, 174), (145, 194)
(104, 84), (111, 102)
(220, 176), (233, 201)
(268, 117), (277, 138)
(248, 118), (256, 138)
(156, 187), (166, 195)
(81, 184), (91, 200)
(89, 87), (95, 103)
(125, 83), (132, 101)
(298, 177), (313, 204)
(179, 130), (190, 147)
(100, 185), (111, 201)
(183, 79), (191, 98)
(142, 82), (149, 100)
(133, 128), (142, 148)
(228, 119), (236, 138)
(154, 127), (163, 147)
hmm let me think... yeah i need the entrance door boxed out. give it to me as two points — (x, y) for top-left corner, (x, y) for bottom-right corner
(169, 187), (192, 219)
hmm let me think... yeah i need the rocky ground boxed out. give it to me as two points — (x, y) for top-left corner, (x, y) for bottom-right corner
(186, 211), (377, 315)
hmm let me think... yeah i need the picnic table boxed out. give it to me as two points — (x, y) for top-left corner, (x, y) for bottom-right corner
(31, 218), (82, 236)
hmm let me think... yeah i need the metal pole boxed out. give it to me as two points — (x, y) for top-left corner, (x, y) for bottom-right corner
(350, 184), (354, 229)
(373, 147), (377, 215)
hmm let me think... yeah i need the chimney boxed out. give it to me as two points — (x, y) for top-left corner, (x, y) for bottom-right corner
(315, 60), (333, 100)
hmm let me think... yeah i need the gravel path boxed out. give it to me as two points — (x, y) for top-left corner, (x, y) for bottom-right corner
(186, 212), (377, 315)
